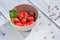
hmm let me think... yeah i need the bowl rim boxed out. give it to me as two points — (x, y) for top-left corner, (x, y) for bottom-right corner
(8, 4), (39, 27)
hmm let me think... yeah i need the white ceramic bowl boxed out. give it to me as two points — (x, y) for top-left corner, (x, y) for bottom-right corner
(8, 4), (38, 31)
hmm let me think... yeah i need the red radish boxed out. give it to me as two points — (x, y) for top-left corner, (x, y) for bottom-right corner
(18, 12), (24, 19)
(12, 18), (20, 23)
(23, 24), (27, 26)
(29, 12), (34, 17)
(11, 11), (35, 26)
(27, 17), (34, 21)
(21, 18), (27, 24)
(29, 21), (34, 24)
(15, 23), (22, 26)
(26, 22), (30, 25)
(23, 11), (28, 16)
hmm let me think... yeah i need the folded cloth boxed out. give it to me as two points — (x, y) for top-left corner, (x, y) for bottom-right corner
(0, 15), (8, 27)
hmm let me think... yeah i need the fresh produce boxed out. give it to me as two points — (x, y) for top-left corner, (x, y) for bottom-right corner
(15, 23), (22, 26)
(9, 9), (18, 18)
(29, 12), (35, 17)
(21, 18), (27, 24)
(27, 16), (34, 21)
(12, 18), (20, 23)
(9, 9), (35, 26)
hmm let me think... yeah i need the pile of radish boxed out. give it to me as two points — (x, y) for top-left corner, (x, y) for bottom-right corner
(9, 9), (35, 26)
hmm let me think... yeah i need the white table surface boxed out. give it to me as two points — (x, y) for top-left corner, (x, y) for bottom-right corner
(1, 0), (60, 40)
